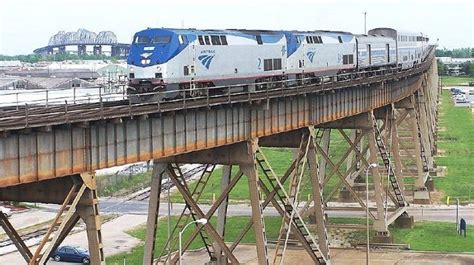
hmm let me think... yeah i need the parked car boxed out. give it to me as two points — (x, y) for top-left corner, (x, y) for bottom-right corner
(451, 88), (464, 95)
(51, 246), (90, 264)
(455, 95), (469, 103)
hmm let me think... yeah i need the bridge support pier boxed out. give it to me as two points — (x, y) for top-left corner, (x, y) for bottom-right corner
(314, 110), (413, 243)
(145, 136), (331, 264)
(215, 165), (231, 265)
(0, 173), (105, 265)
(143, 162), (165, 264)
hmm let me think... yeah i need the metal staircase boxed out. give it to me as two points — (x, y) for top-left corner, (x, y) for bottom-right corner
(255, 142), (327, 265)
(372, 115), (407, 207)
(158, 164), (216, 263)
(414, 96), (430, 173)
(272, 139), (307, 264)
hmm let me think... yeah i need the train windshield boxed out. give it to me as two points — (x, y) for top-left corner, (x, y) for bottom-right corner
(134, 35), (171, 44)
(152, 36), (171, 44)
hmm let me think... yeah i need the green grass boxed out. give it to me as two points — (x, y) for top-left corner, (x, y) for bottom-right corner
(106, 216), (473, 263)
(97, 171), (151, 197)
(392, 221), (474, 252)
(106, 216), (284, 264)
(434, 91), (474, 202)
(440, 76), (474, 86)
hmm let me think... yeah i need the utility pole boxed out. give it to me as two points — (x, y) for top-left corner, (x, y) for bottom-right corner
(363, 12), (367, 34)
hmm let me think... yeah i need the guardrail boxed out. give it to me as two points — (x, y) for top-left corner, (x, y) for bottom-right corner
(0, 47), (435, 132)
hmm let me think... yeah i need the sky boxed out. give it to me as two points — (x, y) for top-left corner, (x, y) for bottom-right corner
(0, 0), (473, 55)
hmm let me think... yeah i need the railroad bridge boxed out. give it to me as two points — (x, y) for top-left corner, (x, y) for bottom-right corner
(0, 49), (439, 265)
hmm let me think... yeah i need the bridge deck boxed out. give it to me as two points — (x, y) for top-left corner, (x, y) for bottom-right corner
(0, 52), (435, 188)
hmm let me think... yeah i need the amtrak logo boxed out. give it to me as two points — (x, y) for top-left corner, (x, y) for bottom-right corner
(306, 52), (316, 63)
(140, 52), (152, 58)
(198, 55), (215, 69)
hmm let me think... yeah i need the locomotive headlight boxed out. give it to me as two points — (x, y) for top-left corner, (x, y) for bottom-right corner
(156, 66), (162, 72)
(129, 67), (134, 72)
(141, 59), (151, 65)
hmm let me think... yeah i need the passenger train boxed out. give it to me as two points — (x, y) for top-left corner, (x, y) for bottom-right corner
(127, 27), (429, 100)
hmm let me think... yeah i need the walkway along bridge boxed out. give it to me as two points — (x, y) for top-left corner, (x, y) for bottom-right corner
(0, 48), (439, 264)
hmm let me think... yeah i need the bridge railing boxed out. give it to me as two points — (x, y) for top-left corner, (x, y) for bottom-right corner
(0, 46), (435, 131)
(0, 85), (127, 109)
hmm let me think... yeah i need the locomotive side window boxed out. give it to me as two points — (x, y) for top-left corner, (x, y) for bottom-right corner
(220, 36), (228, 45)
(184, 66), (189, 76)
(256, 35), (263, 45)
(273, 59), (282, 70)
(204, 36), (211, 45)
(343, 55), (354, 64)
(198, 36), (204, 45)
(211, 36), (221, 45)
(264, 59), (273, 71)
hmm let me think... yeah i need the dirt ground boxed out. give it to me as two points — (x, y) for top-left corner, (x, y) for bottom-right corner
(179, 245), (474, 265)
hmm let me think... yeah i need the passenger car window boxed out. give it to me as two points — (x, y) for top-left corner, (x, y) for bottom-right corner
(211, 35), (221, 45)
(198, 36), (204, 45)
(204, 36), (211, 45)
(220, 36), (228, 45)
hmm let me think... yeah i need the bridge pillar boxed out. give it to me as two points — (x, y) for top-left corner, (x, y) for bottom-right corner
(143, 161), (166, 265)
(215, 165), (231, 265)
(408, 105), (431, 204)
(241, 161), (269, 265)
(93, 45), (102, 55)
(78, 45), (86, 56)
(389, 104), (406, 195)
(307, 129), (330, 261)
(1, 173), (107, 265)
(366, 127), (389, 236)
(318, 129), (331, 183)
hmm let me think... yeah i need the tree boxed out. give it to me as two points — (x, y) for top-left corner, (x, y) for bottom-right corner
(436, 48), (473, 58)
(437, 59), (446, 75)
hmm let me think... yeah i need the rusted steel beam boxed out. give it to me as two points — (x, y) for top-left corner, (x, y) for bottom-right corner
(0, 59), (436, 189)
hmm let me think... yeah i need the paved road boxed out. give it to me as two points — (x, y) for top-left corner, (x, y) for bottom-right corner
(93, 198), (474, 223)
(0, 214), (147, 265)
(181, 245), (474, 265)
(3, 199), (473, 264)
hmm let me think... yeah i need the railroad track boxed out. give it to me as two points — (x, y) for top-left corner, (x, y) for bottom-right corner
(126, 164), (208, 201)
(0, 227), (49, 248)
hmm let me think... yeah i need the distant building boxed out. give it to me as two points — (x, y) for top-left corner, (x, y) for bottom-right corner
(3, 69), (100, 80)
(0, 61), (22, 68)
(33, 29), (130, 58)
(0, 76), (94, 90)
(96, 64), (127, 81)
(437, 57), (474, 76)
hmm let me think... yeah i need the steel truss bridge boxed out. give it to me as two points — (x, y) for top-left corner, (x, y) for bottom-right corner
(0, 48), (439, 264)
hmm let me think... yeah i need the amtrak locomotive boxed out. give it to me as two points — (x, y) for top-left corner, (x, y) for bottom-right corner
(127, 27), (429, 100)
